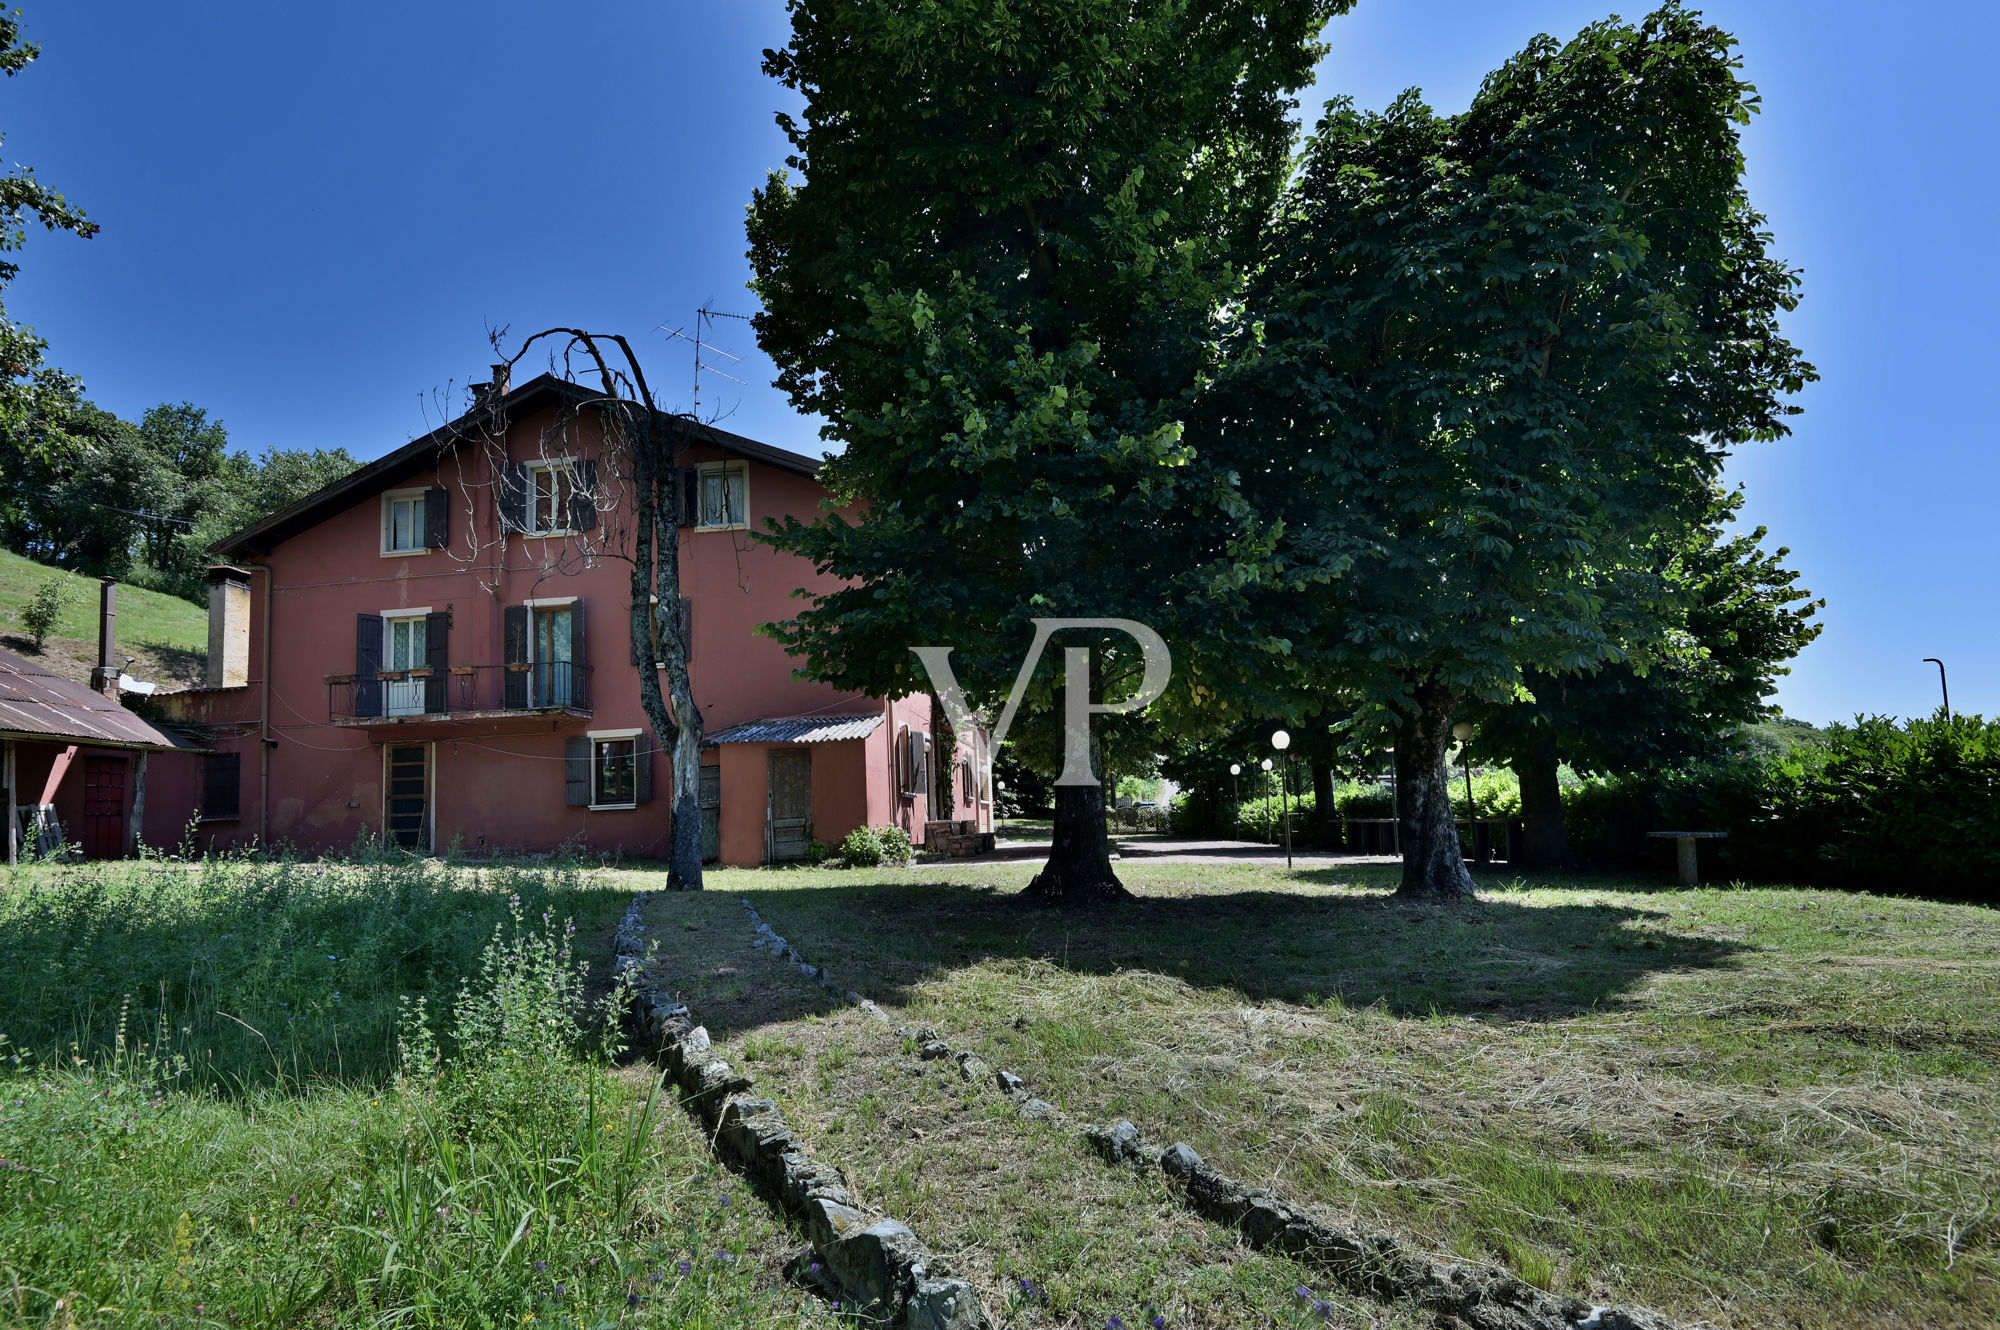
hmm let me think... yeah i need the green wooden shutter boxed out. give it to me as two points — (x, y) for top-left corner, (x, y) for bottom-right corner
(565, 736), (591, 807)
(503, 605), (528, 709)
(570, 460), (598, 532)
(499, 464), (528, 532)
(423, 611), (449, 712)
(568, 598), (587, 708)
(355, 614), (384, 718)
(635, 739), (652, 804)
(423, 488), (449, 548)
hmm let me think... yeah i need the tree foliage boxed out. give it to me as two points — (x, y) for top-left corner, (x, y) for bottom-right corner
(747, 0), (1351, 902)
(1220, 4), (1816, 897)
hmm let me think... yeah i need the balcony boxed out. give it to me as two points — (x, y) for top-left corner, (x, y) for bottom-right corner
(326, 662), (593, 725)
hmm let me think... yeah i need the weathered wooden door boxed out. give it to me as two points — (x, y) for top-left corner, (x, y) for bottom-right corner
(386, 744), (429, 851)
(699, 765), (721, 863)
(81, 755), (126, 858)
(767, 749), (811, 863)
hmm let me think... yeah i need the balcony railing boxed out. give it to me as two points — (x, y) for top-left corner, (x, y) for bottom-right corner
(326, 662), (593, 723)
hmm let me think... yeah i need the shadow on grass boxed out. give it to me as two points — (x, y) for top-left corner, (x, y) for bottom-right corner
(732, 872), (1748, 1021)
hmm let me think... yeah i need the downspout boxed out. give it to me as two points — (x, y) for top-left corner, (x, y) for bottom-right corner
(253, 560), (273, 846)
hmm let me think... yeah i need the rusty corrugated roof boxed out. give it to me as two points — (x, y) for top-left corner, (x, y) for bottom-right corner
(0, 649), (185, 750)
(705, 714), (883, 746)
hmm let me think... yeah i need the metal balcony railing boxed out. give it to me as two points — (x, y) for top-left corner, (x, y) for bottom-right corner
(326, 662), (593, 722)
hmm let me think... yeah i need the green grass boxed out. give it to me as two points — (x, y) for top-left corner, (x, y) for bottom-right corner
(0, 854), (817, 1327)
(666, 860), (2000, 1330)
(0, 547), (208, 652)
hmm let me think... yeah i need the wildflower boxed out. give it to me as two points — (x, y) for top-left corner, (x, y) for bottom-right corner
(534, 1260), (548, 1272)
(677, 1260), (692, 1276)
(627, 1293), (642, 1307)
(1109, 1318), (1126, 1330)
(720, 1192), (731, 1207)
(1153, 1318), (1166, 1330)
(552, 1284), (565, 1298)
(288, 1194), (298, 1206)
(649, 1270), (665, 1284)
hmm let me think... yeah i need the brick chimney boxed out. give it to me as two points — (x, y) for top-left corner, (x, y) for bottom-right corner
(205, 566), (252, 688)
(90, 578), (120, 698)
(491, 361), (511, 396)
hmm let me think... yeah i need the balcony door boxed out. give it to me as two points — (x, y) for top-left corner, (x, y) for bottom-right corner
(533, 605), (574, 708)
(384, 615), (428, 716)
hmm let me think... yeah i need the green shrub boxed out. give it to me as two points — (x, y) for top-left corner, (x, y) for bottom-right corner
(839, 826), (883, 866)
(804, 837), (836, 865)
(875, 824), (914, 863)
(1564, 713), (2000, 898)
(19, 573), (76, 649)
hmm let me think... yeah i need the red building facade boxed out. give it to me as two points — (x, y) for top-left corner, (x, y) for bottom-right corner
(146, 373), (988, 863)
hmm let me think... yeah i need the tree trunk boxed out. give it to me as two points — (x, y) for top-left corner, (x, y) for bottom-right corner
(1394, 682), (1477, 901)
(629, 409), (704, 891)
(1515, 741), (1575, 870)
(1312, 758), (1336, 850)
(1023, 655), (1130, 905)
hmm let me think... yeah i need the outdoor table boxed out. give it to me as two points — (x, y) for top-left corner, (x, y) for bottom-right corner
(1648, 830), (1728, 885)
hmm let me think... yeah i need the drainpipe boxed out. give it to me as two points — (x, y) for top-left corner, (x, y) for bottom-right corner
(253, 561), (274, 846)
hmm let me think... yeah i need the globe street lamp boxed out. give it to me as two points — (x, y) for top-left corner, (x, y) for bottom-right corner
(1451, 721), (1476, 827)
(1259, 757), (1274, 845)
(1272, 729), (1293, 869)
(1228, 763), (1242, 841)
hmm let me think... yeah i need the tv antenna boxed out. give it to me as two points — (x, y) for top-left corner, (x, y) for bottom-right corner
(660, 306), (751, 421)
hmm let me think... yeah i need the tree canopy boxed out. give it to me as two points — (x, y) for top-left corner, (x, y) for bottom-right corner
(1217, 3), (1816, 897)
(748, 0), (1352, 902)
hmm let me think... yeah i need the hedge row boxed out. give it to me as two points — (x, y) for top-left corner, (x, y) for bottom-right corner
(1565, 714), (2000, 897)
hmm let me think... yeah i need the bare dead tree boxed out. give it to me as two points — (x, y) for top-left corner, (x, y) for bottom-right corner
(430, 327), (705, 888)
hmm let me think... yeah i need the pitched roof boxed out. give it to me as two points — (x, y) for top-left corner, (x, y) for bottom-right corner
(0, 649), (187, 751)
(212, 373), (826, 558)
(705, 714), (883, 746)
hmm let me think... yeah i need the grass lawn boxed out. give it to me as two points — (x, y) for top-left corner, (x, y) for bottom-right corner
(629, 861), (1999, 1330)
(0, 855), (817, 1327)
(0, 547), (209, 687)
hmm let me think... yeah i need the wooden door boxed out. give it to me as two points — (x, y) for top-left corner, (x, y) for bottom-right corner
(767, 749), (811, 863)
(386, 744), (429, 851)
(699, 765), (721, 863)
(81, 756), (126, 859)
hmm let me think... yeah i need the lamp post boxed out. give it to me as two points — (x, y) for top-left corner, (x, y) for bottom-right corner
(1229, 763), (1242, 841)
(1924, 658), (1951, 720)
(1272, 730), (1293, 869)
(1259, 758), (1274, 845)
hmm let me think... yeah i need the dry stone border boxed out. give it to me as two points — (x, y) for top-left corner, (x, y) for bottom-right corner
(615, 894), (990, 1330)
(736, 897), (1691, 1330)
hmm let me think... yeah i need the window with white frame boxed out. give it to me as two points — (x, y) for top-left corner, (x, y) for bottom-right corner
(527, 462), (576, 535)
(383, 491), (426, 554)
(592, 734), (638, 807)
(698, 464), (747, 529)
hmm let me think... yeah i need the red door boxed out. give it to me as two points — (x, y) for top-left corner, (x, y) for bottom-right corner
(81, 755), (128, 859)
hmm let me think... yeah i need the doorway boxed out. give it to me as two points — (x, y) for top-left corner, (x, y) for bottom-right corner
(699, 764), (721, 863)
(767, 749), (811, 863)
(81, 755), (127, 858)
(385, 744), (430, 851)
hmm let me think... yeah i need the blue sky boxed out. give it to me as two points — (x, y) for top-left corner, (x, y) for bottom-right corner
(7, 2), (1994, 724)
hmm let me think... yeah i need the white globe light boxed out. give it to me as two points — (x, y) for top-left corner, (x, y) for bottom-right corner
(1272, 729), (1291, 751)
(1229, 763), (1241, 775)
(1260, 758), (1273, 771)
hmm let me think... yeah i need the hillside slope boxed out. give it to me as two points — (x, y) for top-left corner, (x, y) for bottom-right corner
(0, 550), (209, 689)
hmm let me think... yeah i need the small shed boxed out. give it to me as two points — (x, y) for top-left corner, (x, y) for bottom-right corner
(0, 647), (190, 862)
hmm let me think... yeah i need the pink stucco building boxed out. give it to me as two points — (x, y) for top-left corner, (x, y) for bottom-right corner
(146, 371), (989, 864)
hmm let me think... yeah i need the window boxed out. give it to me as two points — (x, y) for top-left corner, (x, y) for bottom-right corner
(382, 611), (429, 716)
(698, 465), (747, 529)
(533, 603), (575, 707)
(593, 736), (637, 808)
(528, 463), (576, 535)
(383, 492), (425, 554)
(201, 753), (241, 820)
